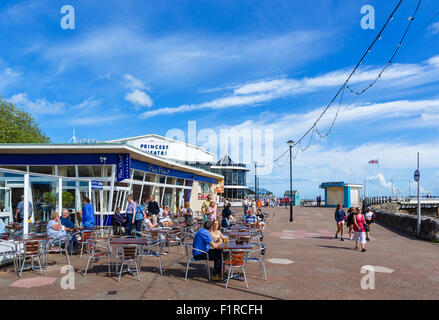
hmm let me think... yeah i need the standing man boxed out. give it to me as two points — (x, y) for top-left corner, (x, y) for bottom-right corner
(81, 197), (95, 229)
(15, 195), (33, 223)
(147, 194), (160, 225)
(125, 195), (136, 236)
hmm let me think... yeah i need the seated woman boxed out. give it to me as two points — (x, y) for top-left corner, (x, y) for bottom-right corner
(209, 220), (225, 246)
(143, 212), (159, 230)
(159, 206), (174, 227)
(47, 212), (78, 254)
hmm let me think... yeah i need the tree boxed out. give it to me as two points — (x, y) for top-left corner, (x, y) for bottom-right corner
(0, 97), (50, 143)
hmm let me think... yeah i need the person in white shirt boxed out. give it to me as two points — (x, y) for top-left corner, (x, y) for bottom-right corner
(364, 207), (375, 242)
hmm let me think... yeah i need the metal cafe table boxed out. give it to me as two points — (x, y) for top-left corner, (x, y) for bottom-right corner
(110, 237), (148, 276)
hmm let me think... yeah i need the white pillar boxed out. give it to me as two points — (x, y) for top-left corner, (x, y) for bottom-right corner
(108, 164), (116, 213)
(58, 178), (63, 216)
(23, 173), (30, 235)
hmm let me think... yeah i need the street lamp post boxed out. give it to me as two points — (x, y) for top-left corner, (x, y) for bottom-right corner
(287, 140), (294, 222)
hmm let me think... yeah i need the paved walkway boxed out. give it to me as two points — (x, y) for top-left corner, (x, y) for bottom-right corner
(1, 206), (438, 300)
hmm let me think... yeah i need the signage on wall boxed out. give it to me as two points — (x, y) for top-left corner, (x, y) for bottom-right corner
(216, 180), (224, 194)
(139, 143), (169, 156)
(91, 180), (103, 190)
(117, 154), (130, 182)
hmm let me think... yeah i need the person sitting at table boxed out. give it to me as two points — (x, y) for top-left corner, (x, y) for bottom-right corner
(221, 203), (235, 232)
(143, 212), (159, 230)
(111, 207), (126, 235)
(60, 209), (75, 231)
(192, 221), (222, 281)
(255, 208), (265, 233)
(244, 209), (257, 225)
(80, 197), (95, 229)
(159, 206), (173, 227)
(0, 218), (6, 234)
(47, 212), (78, 254)
(210, 220), (225, 245)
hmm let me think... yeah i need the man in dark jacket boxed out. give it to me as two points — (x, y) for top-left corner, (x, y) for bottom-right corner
(112, 207), (125, 235)
(147, 195), (160, 225)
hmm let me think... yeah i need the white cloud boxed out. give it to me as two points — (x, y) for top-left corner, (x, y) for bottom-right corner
(9, 93), (66, 114)
(430, 22), (439, 35)
(0, 67), (20, 91)
(123, 74), (147, 90)
(141, 55), (439, 119)
(73, 97), (102, 109)
(125, 89), (153, 108)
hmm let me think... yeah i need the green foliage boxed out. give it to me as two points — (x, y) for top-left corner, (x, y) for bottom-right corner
(0, 97), (50, 143)
(43, 191), (75, 209)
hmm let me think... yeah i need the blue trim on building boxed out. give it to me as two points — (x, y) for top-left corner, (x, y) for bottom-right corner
(324, 188), (328, 207)
(344, 186), (351, 208)
(131, 159), (217, 184)
(0, 153), (119, 165)
(0, 153), (218, 184)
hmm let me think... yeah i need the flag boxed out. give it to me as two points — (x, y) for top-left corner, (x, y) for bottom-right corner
(368, 160), (378, 164)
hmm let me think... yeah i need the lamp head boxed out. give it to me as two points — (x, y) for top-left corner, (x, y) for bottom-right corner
(287, 140), (294, 147)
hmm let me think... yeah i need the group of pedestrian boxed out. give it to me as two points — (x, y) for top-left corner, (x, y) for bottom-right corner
(334, 204), (375, 252)
(316, 195), (322, 207)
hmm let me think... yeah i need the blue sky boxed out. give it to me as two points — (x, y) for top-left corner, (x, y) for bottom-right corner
(1, 0), (439, 198)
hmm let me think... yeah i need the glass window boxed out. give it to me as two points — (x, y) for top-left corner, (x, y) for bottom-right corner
(78, 166), (103, 177)
(133, 170), (144, 181)
(185, 180), (193, 187)
(144, 173), (155, 182)
(176, 178), (185, 186)
(159, 176), (166, 184)
(29, 166), (54, 175)
(57, 166), (76, 177)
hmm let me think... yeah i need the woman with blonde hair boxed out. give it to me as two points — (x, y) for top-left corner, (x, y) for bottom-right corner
(206, 201), (217, 222)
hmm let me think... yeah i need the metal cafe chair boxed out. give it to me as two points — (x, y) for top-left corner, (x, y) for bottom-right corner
(246, 244), (267, 280)
(0, 238), (18, 275)
(17, 240), (44, 277)
(224, 249), (249, 289)
(45, 235), (72, 267)
(183, 243), (210, 281)
(83, 238), (113, 278)
(117, 245), (141, 282)
(135, 231), (164, 275)
(166, 228), (184, 255)
(78, 230), (94, 257)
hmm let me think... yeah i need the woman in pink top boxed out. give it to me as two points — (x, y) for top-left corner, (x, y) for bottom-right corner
(206, 201), (217, 222)
(353, 207), (367, 252)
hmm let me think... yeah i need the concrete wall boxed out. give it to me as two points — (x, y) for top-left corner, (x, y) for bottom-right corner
(372, 207), (439, 241)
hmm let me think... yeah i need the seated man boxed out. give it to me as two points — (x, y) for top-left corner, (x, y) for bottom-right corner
(111, 207), (126, 235)
(47, 212), (78, 254)
(244, 209), (257, 225)
(60, 209), (75, 231)
(0, 218), (6, 234)
(158, 207), (173, 227)
(192, 221), (222, 281)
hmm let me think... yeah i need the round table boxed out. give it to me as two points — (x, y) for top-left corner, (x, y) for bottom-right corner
(110, 238), (148, 245)
(13, 234), (52, 242)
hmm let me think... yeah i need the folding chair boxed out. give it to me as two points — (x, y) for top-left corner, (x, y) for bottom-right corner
(83, 238), (112, 278)
(183, 243), (210, 281)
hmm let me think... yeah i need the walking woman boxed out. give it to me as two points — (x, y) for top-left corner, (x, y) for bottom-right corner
(334, 204), (346, 241)
(346, 207), (355, 240)
(364, 207), (375, 242)
(353, 207), (367, 252)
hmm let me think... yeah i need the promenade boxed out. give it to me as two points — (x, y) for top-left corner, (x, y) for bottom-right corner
(1, 206), (438, 300)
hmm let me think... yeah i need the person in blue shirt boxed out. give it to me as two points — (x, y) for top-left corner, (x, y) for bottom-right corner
(0, 218), (6, 234)
(192, 221), (222, 281)
(60, 209), (75, 231)
(334, 204), (346, 241)
(81, 197), (95, 229)
(244, 210), (257, 225)
(133, 200), (145, 237)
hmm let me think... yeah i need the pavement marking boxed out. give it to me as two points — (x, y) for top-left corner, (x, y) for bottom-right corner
(267, 258), (295, 265)
(10, 276), (57, 289)
(280, 236), (295, 240)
